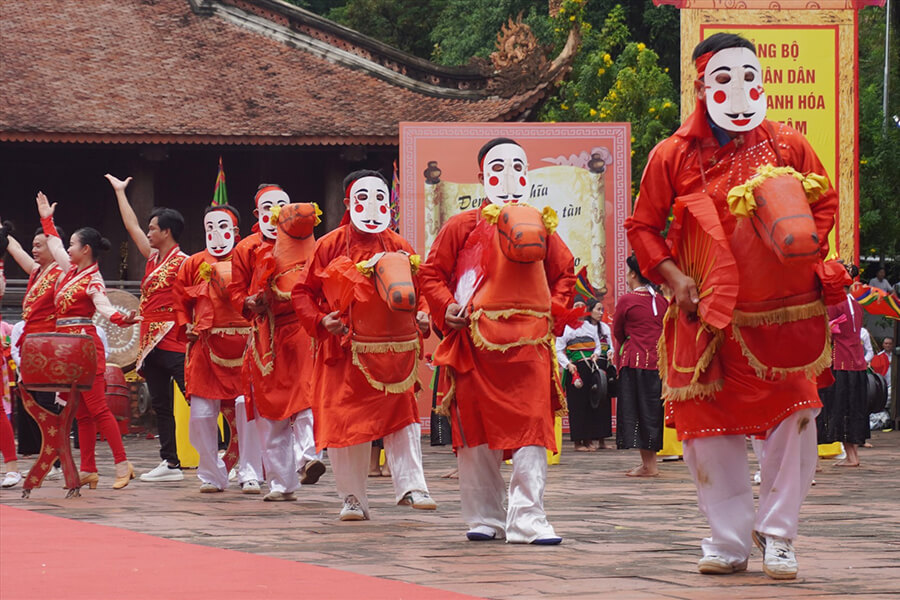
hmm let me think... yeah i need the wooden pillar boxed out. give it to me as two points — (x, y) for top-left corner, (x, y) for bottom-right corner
(322, 156), (348, 233)
(121, 157), (158, 281)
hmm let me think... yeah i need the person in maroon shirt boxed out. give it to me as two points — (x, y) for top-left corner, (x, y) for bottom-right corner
(612, 254), (668, 477)
(817, 264), (868, 467)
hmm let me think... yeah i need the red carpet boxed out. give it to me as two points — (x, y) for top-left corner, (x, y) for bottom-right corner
(0, 505), (478, 600)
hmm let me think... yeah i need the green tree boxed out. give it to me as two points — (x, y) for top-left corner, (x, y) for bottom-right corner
(539, 3), (679, 192)
(857, 5), (900, 268)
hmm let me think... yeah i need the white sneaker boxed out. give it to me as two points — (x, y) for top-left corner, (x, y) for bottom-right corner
(1, 471), (22, 488)
(262, 490), (295, 502)
(199, 482), (223, 493)
(46, 465), (63, 481)
(140, 460), (184, 482)
(228, 468), (238, 482)
(240, 480), (261, 494)
(339, 495), (368, 521)
(698, 554), (749, 574)
(752, 471), (761, 485)
(753, 531), (798, 580)
(398, 490), (437, 510)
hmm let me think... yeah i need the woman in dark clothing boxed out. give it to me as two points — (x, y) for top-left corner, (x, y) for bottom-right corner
(613, 255), (668, 477)
(556, 299), (613, 451)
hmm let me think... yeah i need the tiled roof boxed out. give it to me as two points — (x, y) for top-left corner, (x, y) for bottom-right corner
(0, 0), (556, 146)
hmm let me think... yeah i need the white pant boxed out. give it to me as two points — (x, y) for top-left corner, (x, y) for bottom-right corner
(254, 406), (299, 494)
(328, 423), (430, 516)
(235, 397), (263, 484)
(292, 408), (321, 471)
(189, 396), (228, 490)
(457, 444), (557, 543)
(683, 408), (818, 563)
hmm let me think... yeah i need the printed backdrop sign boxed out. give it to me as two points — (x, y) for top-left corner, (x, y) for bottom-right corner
(399, 122), (632, 306)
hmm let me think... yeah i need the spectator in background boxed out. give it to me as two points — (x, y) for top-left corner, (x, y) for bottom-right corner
(556, 299), (612, 452)
(868, 266), (892, 293)
(612, 255), (668, 477)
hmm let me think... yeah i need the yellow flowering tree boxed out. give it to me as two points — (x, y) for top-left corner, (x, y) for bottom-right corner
(540, 4), (679, 193)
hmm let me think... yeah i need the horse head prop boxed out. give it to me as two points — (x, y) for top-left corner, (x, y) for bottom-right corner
(495, 203), (549, 263)
(357, 252), (419, 312)
(726, 165), (828, 266)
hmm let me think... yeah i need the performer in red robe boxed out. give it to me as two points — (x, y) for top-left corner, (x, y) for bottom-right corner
(625, 34), (837, 579)
(228, 186), (323, 501)
(174, 204), (262, 493)
(420, 139), (576, 544)
(293, 170), (436, 520)
(37, 192), (134, 489)
(106, 174), (188, 483)
(6, 225), (66, 460)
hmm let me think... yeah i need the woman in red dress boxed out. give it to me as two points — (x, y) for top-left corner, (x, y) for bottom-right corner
(37, 192), (134, 489)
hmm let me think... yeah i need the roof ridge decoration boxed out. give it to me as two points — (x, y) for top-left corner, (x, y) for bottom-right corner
(188, 0), (580, 100)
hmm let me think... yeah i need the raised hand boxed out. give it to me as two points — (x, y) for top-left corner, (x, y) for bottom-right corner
(104, 174), (132, 192)
(36, 192), (56, 219)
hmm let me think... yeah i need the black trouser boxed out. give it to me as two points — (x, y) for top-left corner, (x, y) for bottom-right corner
(142, 348), (185, 467)
(16, 390), (62, 455)
(615, 367), (664, 452)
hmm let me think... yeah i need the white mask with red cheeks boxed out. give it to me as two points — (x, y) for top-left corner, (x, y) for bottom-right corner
(482, 143), (529, 205)
(704, 47), (766, 133)
(204, 209), (236, 257)
(348, 176), (390, 234)
(255, 187), (290, 240)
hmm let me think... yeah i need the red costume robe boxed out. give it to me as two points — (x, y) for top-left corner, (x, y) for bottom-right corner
(21, 263), (63, 339)
(626, 112), (838, 440)
(292, 225), (425, 450)
(228, 232), (313, 421)
(174, 251), (249, 403)
(137, 246), (188, 370)
(419, 208), (576, 452)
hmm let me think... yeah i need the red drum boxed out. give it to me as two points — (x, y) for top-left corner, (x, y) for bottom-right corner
(105, 364), (131, 435)
(20, 333), (97, 392)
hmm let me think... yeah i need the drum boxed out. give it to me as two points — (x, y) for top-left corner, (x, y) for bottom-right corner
(105, 364), (131, 435)
(20, 333), (97, 392)
(93, 288), (140, 370)
(866, 371), (888, 414)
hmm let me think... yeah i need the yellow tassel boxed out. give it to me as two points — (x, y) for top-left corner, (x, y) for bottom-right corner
(726, 165), (830, 218)
(408, 254), (421, 274)
(541, 206), (559, 236)
(312, 202), (323, 226)
(198, 262), (212, 282)
(270, 205), (282, 226)
(481, 203), (501, 224)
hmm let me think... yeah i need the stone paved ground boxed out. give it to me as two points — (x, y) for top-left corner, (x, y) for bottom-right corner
(2, 431), (898, 599)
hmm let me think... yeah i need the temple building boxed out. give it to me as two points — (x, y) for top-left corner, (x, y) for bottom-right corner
(1, 0), (577, 308)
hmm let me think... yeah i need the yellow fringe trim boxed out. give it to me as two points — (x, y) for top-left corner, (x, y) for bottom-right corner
(732, 300), (826, 327)
(731, 313), (832, 380)
(270, 263), (305, 301)
(542, 206), (558, 236)
(726, 164), (830, 218)
(469, 308), (552, 353)
(209, 349), (243, 369)
(549, 346), (568, 416)
(269, 205), (282, 226)
(249, 311), (275, 377)
(434, 366), (457, 417)
(350, 338), (420, 394)
(209, 327), (251, 336)
(657, 304), (725, 402)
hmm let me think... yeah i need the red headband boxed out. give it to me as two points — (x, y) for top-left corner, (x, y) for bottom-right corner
(254, 185), (283, 208)
(207, 207), (238, 228)
(694, 51), (714, 80)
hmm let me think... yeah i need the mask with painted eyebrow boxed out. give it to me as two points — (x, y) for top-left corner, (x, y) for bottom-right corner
(703, 47), (766, 133)
(482, 143), (529, 206)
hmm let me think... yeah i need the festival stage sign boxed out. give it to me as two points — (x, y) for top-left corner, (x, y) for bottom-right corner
(399, 122), (632, 306)
(658, 0), (885, 262)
